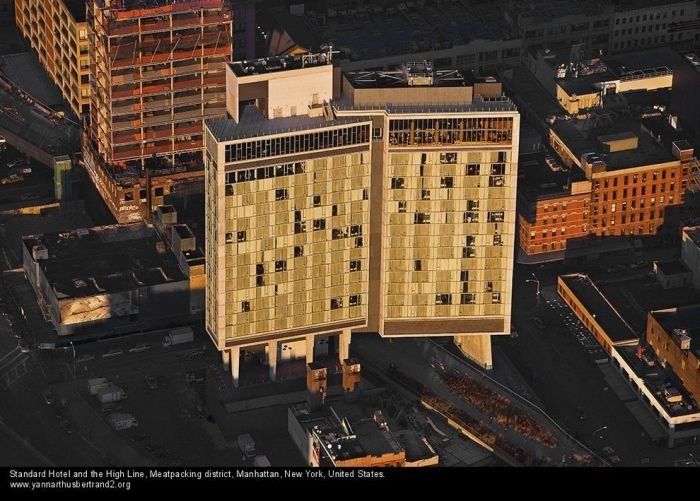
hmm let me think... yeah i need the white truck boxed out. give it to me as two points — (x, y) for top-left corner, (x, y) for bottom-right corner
(162, 326), (194, 348)
(107, 413), (138, 431)
(87, 378), (109, 395)
(98, 385), (126, 404)
(237, 434), (256, 458)
(253, 455), (271, 467)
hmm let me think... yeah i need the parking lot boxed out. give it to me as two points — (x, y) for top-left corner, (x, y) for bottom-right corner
(13, 325), (309, 467)
(541, 290), (609, 364)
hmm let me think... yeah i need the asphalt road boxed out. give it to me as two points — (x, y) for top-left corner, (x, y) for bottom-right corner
(0, 148), (54, 206)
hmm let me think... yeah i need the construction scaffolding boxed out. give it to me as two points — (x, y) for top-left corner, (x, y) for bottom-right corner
(84, 0), (232, 222)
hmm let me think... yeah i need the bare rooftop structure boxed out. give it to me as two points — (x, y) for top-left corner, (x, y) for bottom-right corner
(615, 344), (700, 418)
(518, 150), (587, 203)
(531, 46), (681, 98)
(229, 51), (333, 78)
(686, 226), (700, 246)
(597, 274), (700, 336)
(206, 105), (368, 143)
(503, 65), (562, 119)
(560, 274), (639, 343)
(655, 260), (691, 277)
(344, 61), (469, 88)
(289, 401), (405, 466)
(22, 222), (186, 299)
(651, 306), (700, 358)
(550, 114), (677, 170)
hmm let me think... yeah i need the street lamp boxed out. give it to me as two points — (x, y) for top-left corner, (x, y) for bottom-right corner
(69, 341), (75, 378)
(591, 425), (608, 440)
(525, 273), (541, 296)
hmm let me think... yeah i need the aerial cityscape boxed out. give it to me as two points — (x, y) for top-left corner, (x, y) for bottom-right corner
(0, 0), (699, 485)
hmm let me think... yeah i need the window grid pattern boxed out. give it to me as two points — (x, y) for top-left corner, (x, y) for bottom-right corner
(388, 117), (513, 147)
(220, 153), (370, 339)
(224, 125), (370, 163)
(384, 150), (514, 319)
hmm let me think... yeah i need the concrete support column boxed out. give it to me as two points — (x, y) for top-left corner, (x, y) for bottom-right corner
(268, 340), (277, 381)
(454, 334), (493, 370)
(230, 346), (240, 388)
(339, 329), (351, 362)
(305, 335), (314, 365)
(221, 349), (230, 371)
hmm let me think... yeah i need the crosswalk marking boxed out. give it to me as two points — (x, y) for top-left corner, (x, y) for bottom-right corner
(0, 351), (25, 373)
(0, 346), (20, 365)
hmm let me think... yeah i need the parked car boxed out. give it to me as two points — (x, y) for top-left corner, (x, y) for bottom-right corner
(145, 375), (158, 390)
(17, 339), (30, 353)
(59, 418), (74, 434)
(602, 446), (621, 465)
(0, 174), (23, 184)
(9, 165), (31, 175)
(533, 316), (547, 329)
(6, 159), (25, 170)
(129, 343), (150, 353)
(185, 372), (204, 384)
(102, 348), (123, 358)
(43, 389), (55, 405)
(53, 405), (65, 419)
(75, 353), (95, 364)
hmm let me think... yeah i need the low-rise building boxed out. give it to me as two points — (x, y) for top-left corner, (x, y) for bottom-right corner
(517, 115), (695, 259)
(22, 222), (197, 336)
(611, 343), (700, 448)
(681, 226), (700, 289)
(557, 274), (639, 353)
(506, 0), (700, 55)
(527, 47), (681, 116)
(672, 53), (700, 151)
(606, 303), (700, 448)
(653, 259), (692, 289)
(557, 273), (700, 446)
(288, 401), (406, 467)
(517, 152), (591, 259)
(611, 1), (700, 54)
(647, 306), (700, 407)
(550, 124), (692, 240)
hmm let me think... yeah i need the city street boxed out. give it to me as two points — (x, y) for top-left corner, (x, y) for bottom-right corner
(501, 263), (700, 466)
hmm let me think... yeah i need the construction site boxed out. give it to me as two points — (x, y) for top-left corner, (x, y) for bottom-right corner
(83, 0), (232, 223)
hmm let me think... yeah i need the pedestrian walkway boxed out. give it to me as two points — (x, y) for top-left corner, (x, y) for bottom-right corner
(624, 401), (667, 442)
(354, 335), (603, 466)
(599, 364), (638, 403)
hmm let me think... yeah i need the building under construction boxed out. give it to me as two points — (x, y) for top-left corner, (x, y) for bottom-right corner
(83, 0), (232, 223)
